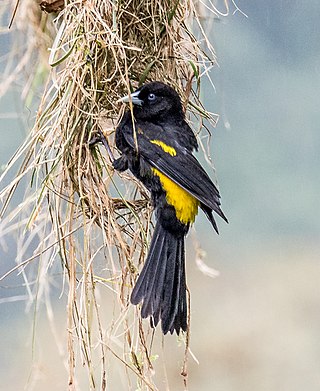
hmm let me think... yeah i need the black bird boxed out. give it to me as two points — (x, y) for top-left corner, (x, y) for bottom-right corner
(114, 81), (227, 334)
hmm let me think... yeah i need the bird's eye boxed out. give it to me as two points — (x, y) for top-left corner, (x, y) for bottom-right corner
(148, 93), (156, 101)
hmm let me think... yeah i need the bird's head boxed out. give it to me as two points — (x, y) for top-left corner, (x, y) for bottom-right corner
(118, 81), (184, 122)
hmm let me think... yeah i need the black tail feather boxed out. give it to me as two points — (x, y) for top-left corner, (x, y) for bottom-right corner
(131, 224), (163, 306)
(140, 234), (167, 319)
(161, 238), (182, 334)
(130, 222), (187, 335)
(173, 246), (187, 334)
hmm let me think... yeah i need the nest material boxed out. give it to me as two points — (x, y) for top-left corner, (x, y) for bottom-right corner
(0, 0), (226, 389)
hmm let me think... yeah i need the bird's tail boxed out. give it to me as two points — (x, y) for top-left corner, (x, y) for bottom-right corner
(131, 222), (187, 335)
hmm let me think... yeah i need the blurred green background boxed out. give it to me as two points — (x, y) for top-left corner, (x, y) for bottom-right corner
(1, 2), (320, 390)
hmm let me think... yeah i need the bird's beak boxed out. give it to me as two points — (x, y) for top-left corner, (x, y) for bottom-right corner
(117, 90), (143, 106)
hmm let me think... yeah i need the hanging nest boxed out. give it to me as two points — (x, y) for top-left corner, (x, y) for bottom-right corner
(0, 0), (241, 389)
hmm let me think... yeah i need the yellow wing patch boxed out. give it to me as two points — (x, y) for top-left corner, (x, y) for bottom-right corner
(152, 168), (199, 225)
(150, 140), (177, 156)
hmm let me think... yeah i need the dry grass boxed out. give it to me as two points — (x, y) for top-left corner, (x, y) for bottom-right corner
(0, 0), (240, 389)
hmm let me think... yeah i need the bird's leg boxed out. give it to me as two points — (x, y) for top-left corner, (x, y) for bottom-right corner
(112, 154), (129, 172)
(89, 129), (114, 162)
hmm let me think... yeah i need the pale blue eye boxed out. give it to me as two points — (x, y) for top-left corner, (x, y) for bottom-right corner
(148, 93), (156, 101)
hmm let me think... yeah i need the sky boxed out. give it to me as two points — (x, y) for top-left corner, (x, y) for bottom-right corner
(201, 0), (320, 252)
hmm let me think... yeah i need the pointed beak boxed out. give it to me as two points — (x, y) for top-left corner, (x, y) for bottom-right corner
(117, 90), (143, 106)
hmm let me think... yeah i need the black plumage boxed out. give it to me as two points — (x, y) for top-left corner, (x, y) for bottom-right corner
(114, 81), (227, 334)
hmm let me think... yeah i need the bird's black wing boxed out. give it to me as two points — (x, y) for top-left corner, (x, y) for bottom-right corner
(119, 120), (228, 222)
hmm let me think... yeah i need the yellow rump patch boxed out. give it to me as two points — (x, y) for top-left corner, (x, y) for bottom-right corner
(152, 168), (199, 225)
(150, 140), (177, 156)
